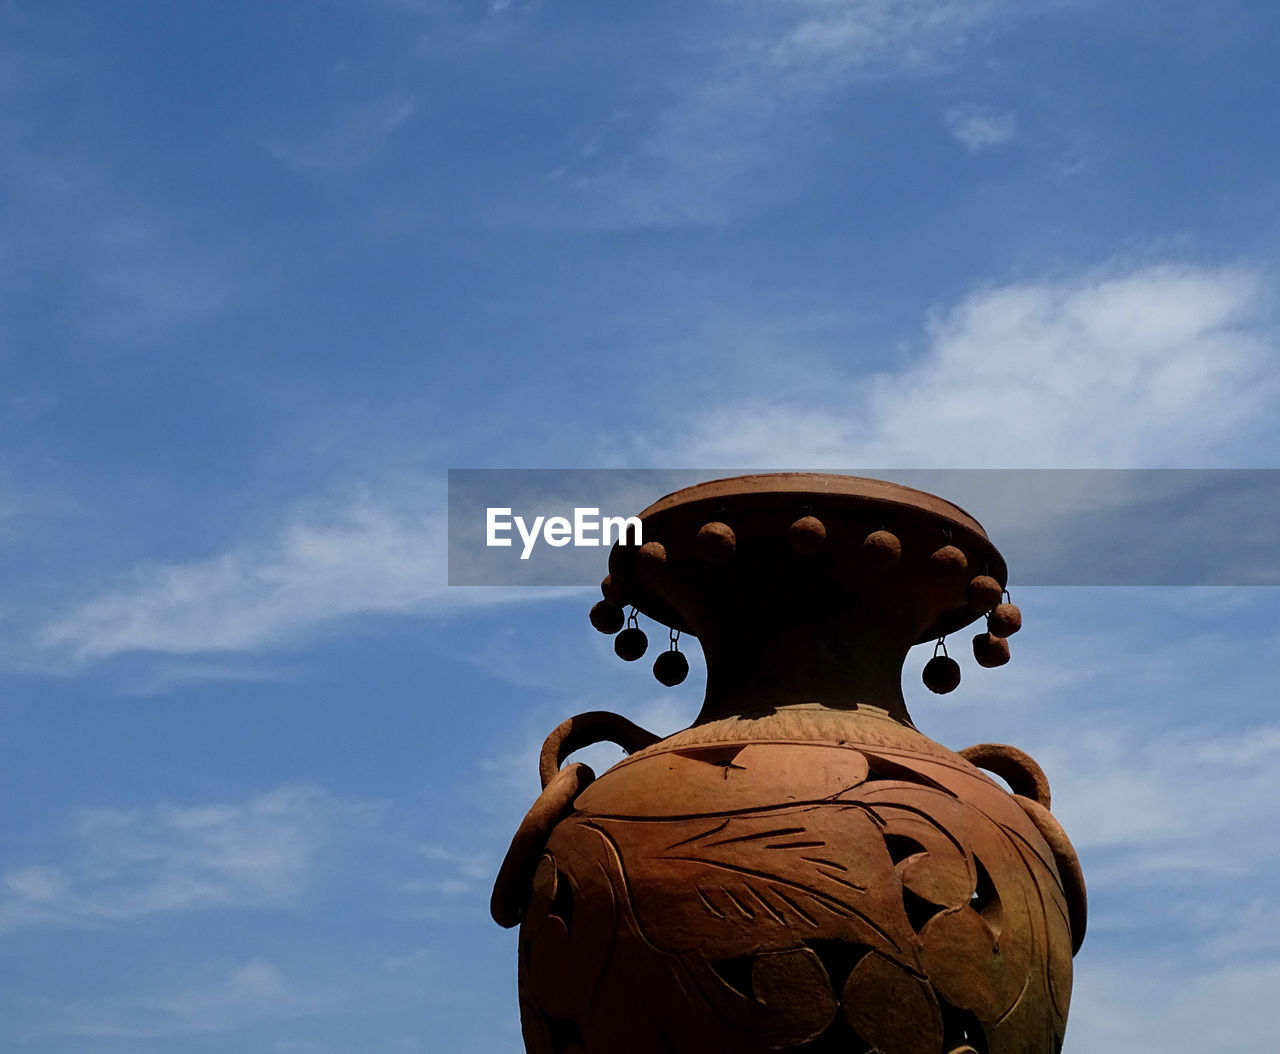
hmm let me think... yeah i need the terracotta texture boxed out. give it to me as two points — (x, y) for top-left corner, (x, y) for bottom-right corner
(493, 474), (1086, 1054)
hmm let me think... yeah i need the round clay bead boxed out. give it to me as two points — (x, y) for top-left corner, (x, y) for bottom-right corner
(972, 632), (1011, 668)
(966, 575), (1004, 612)
(589, 600), (624, 635)
(653, 649), (690, 686)
(600, 573), (629, 607)
(929, 544), (968, 581)
(788, 515), (827, 555)
(695, 521), (736, 564)
(922, 655), (962, 694)
(614, 627), (648, 661)
(863, 530), (901, 569)
(989, 602), (1022, 637)
(635, 541), (667, 580)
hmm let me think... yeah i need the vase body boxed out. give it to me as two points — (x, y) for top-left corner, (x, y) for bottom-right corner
(494, 475), (1085, 1054)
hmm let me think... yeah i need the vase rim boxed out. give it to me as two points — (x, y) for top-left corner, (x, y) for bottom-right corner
(608, 472), (1007, 649)
(639, 472), (991, 539)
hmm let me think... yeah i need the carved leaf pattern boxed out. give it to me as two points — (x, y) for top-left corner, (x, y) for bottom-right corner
(520, 746), (1074, 1054)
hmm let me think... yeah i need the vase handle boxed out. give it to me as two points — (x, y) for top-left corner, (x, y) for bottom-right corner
(960, 742), (1087, 955)
(490, 761), (595, 928)
(538, 710), (662, 789)
(1014, 795), (1089, 955)
(958, 742), (1052, 808)
(491, 712), (662, 929)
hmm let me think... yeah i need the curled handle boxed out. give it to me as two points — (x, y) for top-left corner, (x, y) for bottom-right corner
(959, 742), (1052, 809)
(538, 710), (661, 788)
(1015, 796), (1089, 955)
(961, 741), (1087, 954)
(490, 762), (595, 928)
(492, 711), (661, 929)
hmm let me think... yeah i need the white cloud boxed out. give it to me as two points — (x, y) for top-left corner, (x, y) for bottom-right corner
(661, 262), (1278, 468)
(3, 864), (70, 902)
(265, 93), (417, 172)
(1069, 958), (1280, 1053)
(36, 488), (556, 662)
(0, 56), (252, 351)
(1046, 722), (1280, 865)
(535, 0), (1058, 227)
(39, 958), (319, 1040)
(945, 105), (1017, 149)
(0, 784), (376, 932)
(82, 213), (240, 343)
(402, 843), (497, 901)
(770, 0), (1018, 74)
(38, 262), (1278, 665)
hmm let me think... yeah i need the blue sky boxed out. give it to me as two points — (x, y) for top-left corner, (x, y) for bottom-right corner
(2, 1), (1280, 1050)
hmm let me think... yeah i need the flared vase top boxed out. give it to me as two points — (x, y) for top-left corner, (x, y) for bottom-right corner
(589, 473), (1023, 715)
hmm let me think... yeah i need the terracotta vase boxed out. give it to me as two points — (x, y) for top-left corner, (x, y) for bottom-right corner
(492, 474), (1086, 1054)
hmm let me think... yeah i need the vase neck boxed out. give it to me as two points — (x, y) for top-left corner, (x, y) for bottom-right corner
(689, 606), (920, 726)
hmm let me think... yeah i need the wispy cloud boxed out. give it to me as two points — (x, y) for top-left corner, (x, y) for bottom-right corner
(402, 843), (496, 903)
(1, 55), (249, 350)
(656, 261), (1277, 467)
(38, 260), (1278, 664)
(32, 958), (321, 1040)
(265, 93), (417, 172)
(768, 0), (1023, 75)
(112, 658), (300, 697)
(1070, 957), (1280, 1053)
(3, 187), (243, 353)
(531, 0), (1058, 227)
(0, 784), (376, 932)
(945, 104), (1017, 149)
(1048, 723), (1280, 869)
(35, 487), (551, 662)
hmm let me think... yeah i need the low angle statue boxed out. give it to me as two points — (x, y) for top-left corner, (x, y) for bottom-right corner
(492, 473), (1086, 1054)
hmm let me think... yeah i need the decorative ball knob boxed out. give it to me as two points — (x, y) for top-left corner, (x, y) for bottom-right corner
(653, 649), (689, 686)
(972, 632), (1011, 668)
(929, 544), (968, 581)
(922, 655), (962, 694)
(788, 515), (827, 555)
(966, 575), (1004, 612)
(862, 529), (901, 569)
(635, 541), (667, 580)
(614, 627), (648, 661)
(989, 602), (1022, 637)
(600, 574), (629, 608)
(589, 601), (624, 635)
(695, 522), (736, 564)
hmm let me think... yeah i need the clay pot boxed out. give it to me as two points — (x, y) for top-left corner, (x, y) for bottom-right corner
(493, 474), (1085, 1054)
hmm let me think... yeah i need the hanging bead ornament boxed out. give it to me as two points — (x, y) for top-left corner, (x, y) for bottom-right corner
(590, 599), (625, 634)
(972, 631), (1011, 668)
(614, 609), (648, 661)
(695, 521), (736, 565)
(653, 627), (689, 686)
(922, 637), (962, 694)
(788, 514), (827, 555)
(966, 574), (1003, 613)
(862, 528), (901, 569)
(989, 590), (1023, 637)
